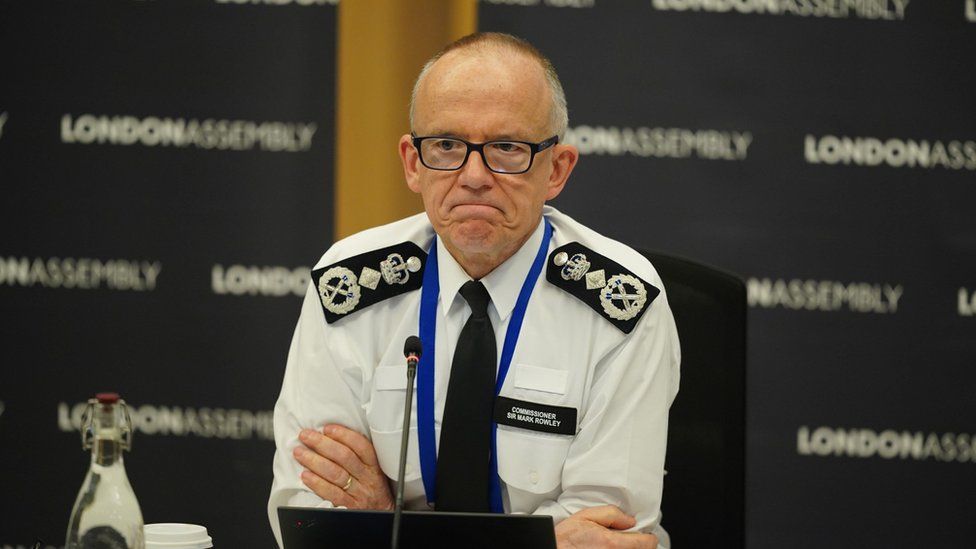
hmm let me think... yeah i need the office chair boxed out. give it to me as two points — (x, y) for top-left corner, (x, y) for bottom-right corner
(640, 250), (747, 549)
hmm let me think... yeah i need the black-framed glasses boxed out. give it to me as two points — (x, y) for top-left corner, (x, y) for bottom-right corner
(412, 134), (559, 175)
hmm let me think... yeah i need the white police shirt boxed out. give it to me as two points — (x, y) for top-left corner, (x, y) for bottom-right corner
(268, 206), (680, 547)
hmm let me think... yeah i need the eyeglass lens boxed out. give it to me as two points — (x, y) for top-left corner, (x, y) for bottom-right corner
(420, 138), (533, 173)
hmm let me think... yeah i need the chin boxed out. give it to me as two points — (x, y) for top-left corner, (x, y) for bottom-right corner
(448, 221), (500, 253)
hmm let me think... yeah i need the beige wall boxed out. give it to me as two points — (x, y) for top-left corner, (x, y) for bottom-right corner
(334, 1), (477, 239)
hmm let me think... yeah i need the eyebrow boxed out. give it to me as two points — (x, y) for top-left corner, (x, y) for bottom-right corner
(421, 131), (530, 142)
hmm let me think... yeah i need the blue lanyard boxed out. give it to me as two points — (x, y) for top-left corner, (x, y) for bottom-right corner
(416, 217), (553, 512)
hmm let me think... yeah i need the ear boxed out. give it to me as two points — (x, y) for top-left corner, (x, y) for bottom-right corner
(545, 143), (578, 201)
(399, 134), (422, 193)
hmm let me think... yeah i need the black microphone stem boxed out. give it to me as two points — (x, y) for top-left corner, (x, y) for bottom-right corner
(391, 358), (417, 549)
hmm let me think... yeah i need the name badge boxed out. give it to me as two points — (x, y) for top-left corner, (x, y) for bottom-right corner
(493, 396), (576, 436)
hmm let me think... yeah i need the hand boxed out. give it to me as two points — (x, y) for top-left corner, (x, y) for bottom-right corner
(555, 505), (658, 549)
(294, 424), (394, 511)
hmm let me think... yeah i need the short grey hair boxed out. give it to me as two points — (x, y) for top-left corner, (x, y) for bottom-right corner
(409, 32), (569, 139)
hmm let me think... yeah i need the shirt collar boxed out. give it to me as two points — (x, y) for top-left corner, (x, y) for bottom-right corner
(436, 217), (546, 323)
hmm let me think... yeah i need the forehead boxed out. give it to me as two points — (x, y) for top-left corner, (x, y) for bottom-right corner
(414, 49), (552, 140)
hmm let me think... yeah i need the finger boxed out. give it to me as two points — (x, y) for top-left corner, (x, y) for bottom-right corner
(299, 469), (355, 507)
(575, 505), (637, 531)
(323, 424), (381, 468)
(300, 428), (368, 479)
(293, 445), (351, 490)
(294, 446), (372, 507)
(613, 532), (658, 549)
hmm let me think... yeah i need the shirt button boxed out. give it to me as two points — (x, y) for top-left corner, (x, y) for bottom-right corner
(529, 470), (539, 485)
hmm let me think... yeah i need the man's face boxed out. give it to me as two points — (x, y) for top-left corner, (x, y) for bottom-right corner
(399, 50), (577, 268)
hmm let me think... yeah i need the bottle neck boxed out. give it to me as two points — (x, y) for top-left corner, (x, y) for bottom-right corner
(91, 438), (124, 467)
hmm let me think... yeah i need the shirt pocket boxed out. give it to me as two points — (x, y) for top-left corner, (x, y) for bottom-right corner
(512, 364), (569, 397)
(496, 426), (572, 494)
(366, 366), (422, 485)
(366, 365), (411, 432)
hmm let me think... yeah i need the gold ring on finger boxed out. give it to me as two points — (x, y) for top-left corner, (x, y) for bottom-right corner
(341, 475), (353, 491)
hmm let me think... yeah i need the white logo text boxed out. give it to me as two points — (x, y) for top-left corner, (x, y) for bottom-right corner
(216, 0), (336, 4)
(747, 277), (902, 313)
(566, 125), (751, 160)
(651, 0), (910, 20)
(959, 287), (975, 316)
(482, 0), (595, 6)
(798, 425), (975, 463)
(804, 134), (976, 170)
(211, 264), (308, 297)
(0, 256), (161, 291)
(61, 114), (317, 152)
(58, 401), (274, 441)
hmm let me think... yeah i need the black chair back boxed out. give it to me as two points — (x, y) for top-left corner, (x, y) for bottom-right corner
(640, 250), (747, 549)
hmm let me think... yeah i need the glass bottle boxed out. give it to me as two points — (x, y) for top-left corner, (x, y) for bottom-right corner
(65, 393), (145, 549)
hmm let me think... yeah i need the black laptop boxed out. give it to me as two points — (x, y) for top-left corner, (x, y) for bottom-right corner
(278, 506), (557, 549)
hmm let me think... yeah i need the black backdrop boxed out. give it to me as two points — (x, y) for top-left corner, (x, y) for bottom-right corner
(480, 1), (976, 548)
(2, 1), (975, 548)
(0, 2), (335, 547)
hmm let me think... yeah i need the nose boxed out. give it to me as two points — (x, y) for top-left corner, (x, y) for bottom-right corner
(457, 148), (494, 189)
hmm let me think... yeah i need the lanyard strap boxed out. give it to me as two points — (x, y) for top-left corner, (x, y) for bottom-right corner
(416, 218), (553, 511)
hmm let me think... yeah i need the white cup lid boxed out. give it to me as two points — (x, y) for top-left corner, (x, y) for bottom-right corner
(144, 523), (213, 548)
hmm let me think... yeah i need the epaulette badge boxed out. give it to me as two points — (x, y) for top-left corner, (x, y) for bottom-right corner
(312, 241), (427, 324)
(545, 242), (659, 334)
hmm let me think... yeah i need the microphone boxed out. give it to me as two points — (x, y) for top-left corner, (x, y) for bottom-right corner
(391, 336), (422, 549)
(403, 335), (422, 375)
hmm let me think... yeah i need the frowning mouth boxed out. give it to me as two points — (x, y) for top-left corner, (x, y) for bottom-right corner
(451, 203), (501, 213)
(449, 204), (505, 222)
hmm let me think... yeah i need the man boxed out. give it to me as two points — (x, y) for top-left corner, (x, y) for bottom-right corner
(269, 33), (680, 549)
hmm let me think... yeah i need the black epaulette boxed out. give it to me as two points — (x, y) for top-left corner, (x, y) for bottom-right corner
(546, 242), (660, 334)
(311, 241), (427, 324)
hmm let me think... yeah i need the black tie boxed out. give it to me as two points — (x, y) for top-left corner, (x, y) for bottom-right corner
(436, 280), (496, 512)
